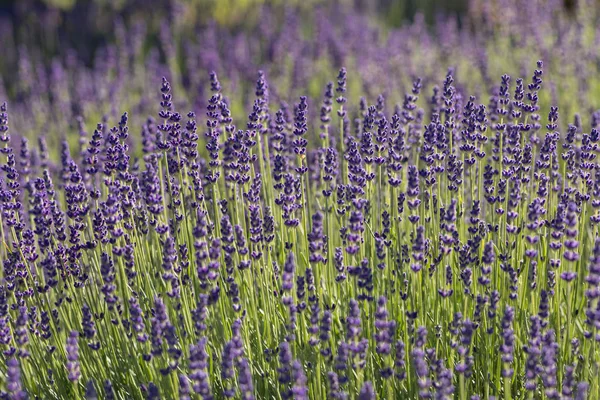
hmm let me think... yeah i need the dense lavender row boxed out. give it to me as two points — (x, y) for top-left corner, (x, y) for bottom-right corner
(1, 1), (600, 399)
(1, 53), (600, 399)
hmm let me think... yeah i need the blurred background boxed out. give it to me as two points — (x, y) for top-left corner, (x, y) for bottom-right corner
(0, 0), (597, 151)
(0, 0), (579, 67)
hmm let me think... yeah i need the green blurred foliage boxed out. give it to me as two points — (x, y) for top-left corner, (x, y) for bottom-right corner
(28, 0), (470, 27)
(41, 0), (76, 9)
(355, 0), (468, 26)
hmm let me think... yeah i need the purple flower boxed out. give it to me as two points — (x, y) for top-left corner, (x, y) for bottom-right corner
(357, 381), (375, 400)
(282, 251), (295, 292)
(540, 330), (558, 398)
(562, 365), (575, 398)
(308, 212), (326, 264)
(15, 306), (28, 356)
(585, 238), (600, 337)
(334, 342), (350, 383)
(6, 358), (27, 399)
(238, 358), (255, 400)
(292, 97), (308, 158)
(162, 235), (178, 279)
(482, 241), (495, 265)
(100, 252), (118, 309)
(278, 341), (293, 399)
(433, 361), (455, 398)
(178, 374), (191, 400)
(411, 326), (431, 397)
(500, 306), (515, 378)
(456, 319), (475, 377)
(189, 337), (213, 399)
(336, 68), (347, 106)
(222, 320), (244, 398)
(394, 340), (406, 381)
(66, 331), (80, 382)
(129, 298), (148, 343)
(82, 304), (99, 350)
(320, 81), (334, 138)
(85, 380), (98, 400)
(146, 382), (160, 400)
(524, 316), (542, 392)
(346, 299), (362, 342)
(374, 296), (396, 361)
(412, 348), (430, 397)
(560, 271), (577, 282)
(326, 372), (347, 400)
(319, 310), (332, 354)
(291, 360), (308, 400)
(150, 296), (176, 358)
(575, 382), (589, 400)
(0, 102), (9, 143)
(104, 380), (115, 400)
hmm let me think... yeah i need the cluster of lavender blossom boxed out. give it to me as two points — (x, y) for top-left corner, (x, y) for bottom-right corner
(1, 1), (600, 399)
(0, 59), (599, 398)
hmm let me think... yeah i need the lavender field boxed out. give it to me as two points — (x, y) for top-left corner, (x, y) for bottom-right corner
(1, 0), (600, 398)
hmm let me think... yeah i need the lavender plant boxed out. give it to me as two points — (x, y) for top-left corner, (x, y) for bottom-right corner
(1, 1), (600, 399)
